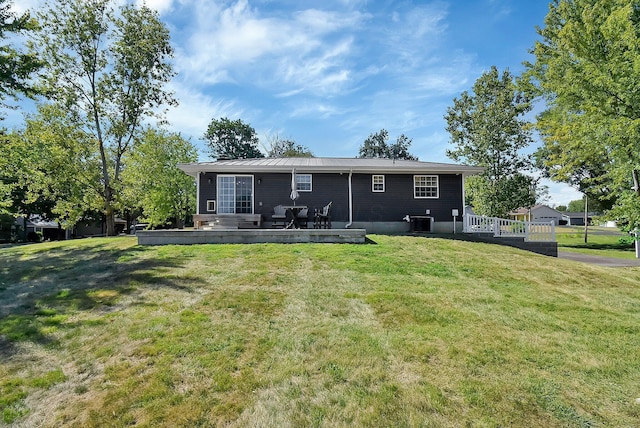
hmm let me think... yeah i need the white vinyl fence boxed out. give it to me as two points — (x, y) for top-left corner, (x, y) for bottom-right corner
(464, 214), (555, 242)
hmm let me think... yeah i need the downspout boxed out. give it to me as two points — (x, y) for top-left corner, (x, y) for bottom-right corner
(345, 170), (353, 228)
(196, 172), (201, 215)
(461, 173), (466, 231)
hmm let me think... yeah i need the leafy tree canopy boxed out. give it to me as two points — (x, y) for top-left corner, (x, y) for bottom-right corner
(19, 104), (102, 226)
(358, 129), (418, 160)
(0, 0), (42, 104)
(33, 0), (176, 235)
(522, 0), (640, 230)
(203, 117), (264, 160)
(265, 135), (313, 158)
(446, 66), (537, 217)
(122, 128), (197, 228)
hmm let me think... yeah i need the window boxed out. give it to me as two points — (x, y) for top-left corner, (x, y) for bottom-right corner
(206, 200), (216, 212)
(217, 175), (254, 214)
(414, 175), (438, 198)
(372, 175), (385, 192)
(295, 174), (312, 192)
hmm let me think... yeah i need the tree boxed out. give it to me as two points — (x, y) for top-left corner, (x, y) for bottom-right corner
(532, 112), (615, 212)
(522, 0), (640, 230)
(358, 129), (418, 160)
(265, 135), (313, 157)
(33, 0), (176, 235)
(19, 104), (103, 227)
(0, 0), (42, 104)
(445, 66), (537, 217)
(203, 117), (264, 159)
(121, 128), (197, 228)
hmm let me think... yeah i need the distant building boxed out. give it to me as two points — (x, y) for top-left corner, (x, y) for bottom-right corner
(562, 212), (594, 226)
(509, 205), (563, 225)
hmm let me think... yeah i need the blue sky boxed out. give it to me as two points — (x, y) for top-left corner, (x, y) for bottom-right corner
(12, 0), (583, 206)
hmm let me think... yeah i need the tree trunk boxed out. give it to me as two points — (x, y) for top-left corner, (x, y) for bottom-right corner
(104, 185), (116, 236)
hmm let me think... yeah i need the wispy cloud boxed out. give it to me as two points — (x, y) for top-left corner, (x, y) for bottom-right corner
(173, 0), (366, 96)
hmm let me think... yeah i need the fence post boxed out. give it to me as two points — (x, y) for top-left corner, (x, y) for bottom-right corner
(493, 217), (498, 237)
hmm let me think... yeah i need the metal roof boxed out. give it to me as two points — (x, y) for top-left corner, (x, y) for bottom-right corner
(178, 157), (484, 176)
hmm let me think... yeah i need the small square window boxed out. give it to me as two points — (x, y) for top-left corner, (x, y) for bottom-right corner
(372, 175), (385, 192)
(206, 200), (216, 212)
(296, 174), (312, 192)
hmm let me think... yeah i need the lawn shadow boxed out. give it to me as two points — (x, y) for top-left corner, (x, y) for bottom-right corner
(0, 240), (188, 357)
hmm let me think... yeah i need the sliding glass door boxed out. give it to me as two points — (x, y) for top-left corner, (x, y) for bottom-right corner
(217, 175), (253, 214)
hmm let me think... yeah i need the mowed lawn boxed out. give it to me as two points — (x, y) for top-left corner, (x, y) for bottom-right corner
(1, 236), (640, 427)
(556, 226), (636, 259)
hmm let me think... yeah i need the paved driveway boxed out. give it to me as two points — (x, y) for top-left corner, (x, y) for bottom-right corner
(558, 251), (640, 267)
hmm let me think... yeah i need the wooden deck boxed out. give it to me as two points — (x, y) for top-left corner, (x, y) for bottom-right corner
(136, 228), (367, 245)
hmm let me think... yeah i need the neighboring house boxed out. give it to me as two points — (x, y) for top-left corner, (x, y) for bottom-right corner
(21, 216), (71, 240)
(562, 212), (594, 226)
(178, 157), (483, 234)
(509, 205), (564, 225)
(74, 218), (127, 237)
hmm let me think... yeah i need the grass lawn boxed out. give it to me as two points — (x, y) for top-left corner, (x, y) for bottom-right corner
(1, 235), (640, 427)
(556, 226), (637, 259)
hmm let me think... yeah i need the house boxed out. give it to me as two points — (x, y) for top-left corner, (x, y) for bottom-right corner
(509, 205), (563, 225)
(562, 212), (593, 226)
(178, 157), (483, 234)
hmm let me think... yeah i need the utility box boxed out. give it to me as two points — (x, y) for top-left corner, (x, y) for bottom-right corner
(410, 216), (433, 233)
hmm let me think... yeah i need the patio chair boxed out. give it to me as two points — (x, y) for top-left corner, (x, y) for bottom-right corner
(314, 201), (332, 229)
(271, 205), (287, 228)
(296, 207), (309, 228)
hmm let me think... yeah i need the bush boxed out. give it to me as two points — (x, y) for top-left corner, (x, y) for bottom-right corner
(618, 236), (635, 246)
(26, 231), (41, 243)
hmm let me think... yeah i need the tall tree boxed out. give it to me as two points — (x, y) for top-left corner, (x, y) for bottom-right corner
(33, 0), (176, 235)
(265, 135), (313, 157)
(522, 0), (640, 230)
(445, 66), (537, 217)
(19, 104), (102, 227)
(121, 128), (197, 228)
(0, 0), (41, 104)
(203, 117), (264, 159)
(358, 129), (418, 160)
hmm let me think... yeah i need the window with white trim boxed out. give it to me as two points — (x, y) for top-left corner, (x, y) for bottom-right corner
(414, 175), (439, 198)
(372, 175), (385, 192)
(206, 200), (216, 212)
(295, 174), (312, 192)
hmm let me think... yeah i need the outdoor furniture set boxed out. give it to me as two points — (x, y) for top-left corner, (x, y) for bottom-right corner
(272, 202), (332, 229)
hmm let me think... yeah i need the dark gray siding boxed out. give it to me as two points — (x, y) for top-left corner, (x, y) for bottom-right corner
(254, 173), (349, 221)
(199, 172), (349, 221)
(199, 172), (463, 223)
(198, 173), (217, 214)
(351, 173), (463, 222)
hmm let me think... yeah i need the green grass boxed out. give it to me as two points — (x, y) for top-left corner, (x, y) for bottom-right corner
(1, 236), (640, 426)
(556, 226), (637, 259)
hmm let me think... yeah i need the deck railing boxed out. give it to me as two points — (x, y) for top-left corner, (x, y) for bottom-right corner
(463, 214), (555, 242)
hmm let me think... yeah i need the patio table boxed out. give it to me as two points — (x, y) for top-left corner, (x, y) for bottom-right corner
(281, 205), (307, 229)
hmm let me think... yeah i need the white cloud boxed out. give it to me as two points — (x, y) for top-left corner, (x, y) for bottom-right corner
(174, 0), (366, 95)
(162, 80), (244, 158)
(10, 0), (40, 15)
(137, 0), (175, 14)
(543, 180), (583, 207)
